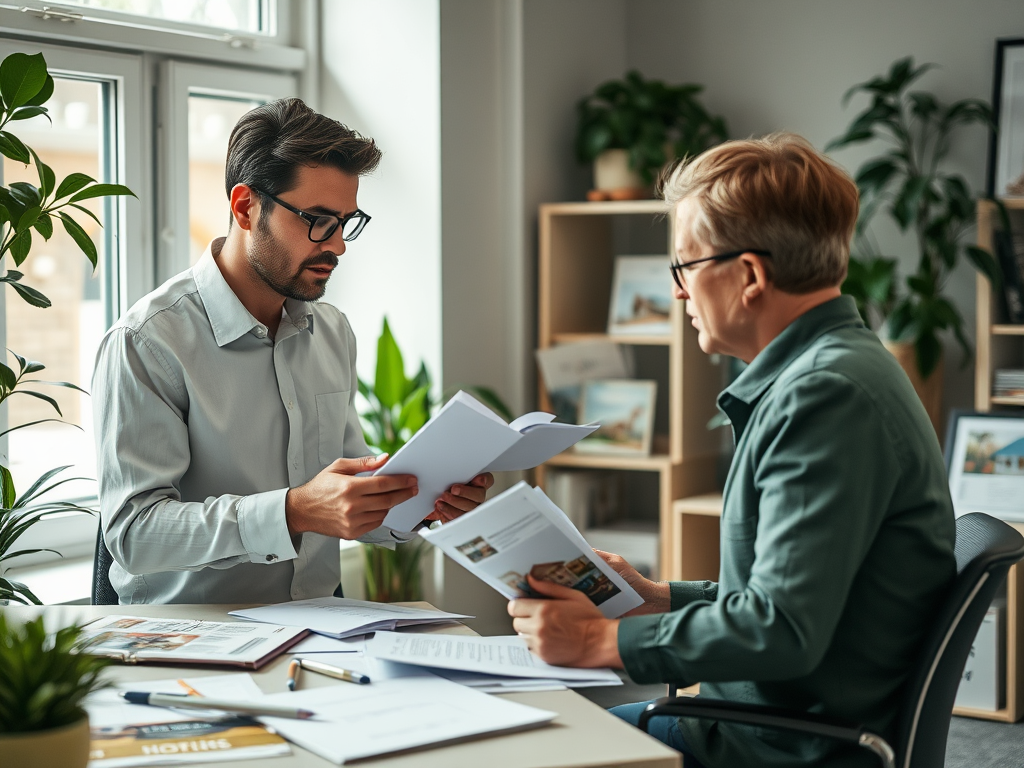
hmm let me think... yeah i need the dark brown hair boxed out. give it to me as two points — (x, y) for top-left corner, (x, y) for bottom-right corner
(661, 133), (859, 293)
(224, 97), (382, 198)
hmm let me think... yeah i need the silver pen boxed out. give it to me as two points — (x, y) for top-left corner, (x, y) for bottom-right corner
(120, 691), (315, 719)
(288, 656), (371, 690)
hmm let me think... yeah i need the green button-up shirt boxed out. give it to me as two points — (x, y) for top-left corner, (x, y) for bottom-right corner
(618, 296), (956, 768)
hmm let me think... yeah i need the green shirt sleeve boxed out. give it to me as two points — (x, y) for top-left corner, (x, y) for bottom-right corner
(618, 371), (900, 686)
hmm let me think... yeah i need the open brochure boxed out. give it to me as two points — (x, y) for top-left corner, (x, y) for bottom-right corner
(86, 674), (290, 767)
(77, 616), (307, 668)
(378, 391), (598, 532)
(420, 481), (644, 618)
(229, 597), (471, 639)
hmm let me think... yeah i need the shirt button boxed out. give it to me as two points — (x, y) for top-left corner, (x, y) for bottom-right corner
(266, 554), (276, 562)
(292, 462), (299, 470)
(287, 401), (294, 410)
(255, 327), (267, 338)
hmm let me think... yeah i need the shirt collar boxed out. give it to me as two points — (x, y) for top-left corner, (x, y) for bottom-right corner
(193, 239), (315, 346)
(722, 295), (864, 407)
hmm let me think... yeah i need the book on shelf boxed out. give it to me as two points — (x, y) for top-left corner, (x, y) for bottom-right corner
(993, 369), (1024, 398)
(77, 616), (307, 668)
(995, 229), (1024, 324)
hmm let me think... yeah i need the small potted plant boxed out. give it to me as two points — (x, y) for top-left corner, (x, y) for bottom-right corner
(575, 70), (728, 200)
(0, 615), (109, 767)
(827, 56), (998, 430)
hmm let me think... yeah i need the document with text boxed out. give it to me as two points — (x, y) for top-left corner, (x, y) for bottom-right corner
(365, 631), (621, 685)
(378, 391), (598, 532)
(420, 481), (644, 618)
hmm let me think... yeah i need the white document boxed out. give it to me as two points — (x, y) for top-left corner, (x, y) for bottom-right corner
(378, 391), (598, 532)
(289, 634), (366, 654)
(420, 481), (644, 619)
(365, 631), (622, 685)
(229, 597), (471, 639)
(258, 676), (556, 764)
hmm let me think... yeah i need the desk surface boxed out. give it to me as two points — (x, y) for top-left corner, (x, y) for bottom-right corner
(4, 603), (680, 768)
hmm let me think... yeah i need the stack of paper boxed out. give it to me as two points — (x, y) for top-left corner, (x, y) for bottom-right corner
(86, 674), (290, 767)
(258, 677), (556, 764)
(229, 597), (471, 639)
(365, 631), (622, 688)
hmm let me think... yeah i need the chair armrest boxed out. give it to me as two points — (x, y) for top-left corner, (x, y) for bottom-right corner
(639, 697), (894, 768)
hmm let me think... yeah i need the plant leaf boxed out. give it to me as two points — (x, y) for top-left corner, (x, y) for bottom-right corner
(374, 318), (406, 410)
(68, 183), (136, 203)
(0, 131), (30, 163)
(8, 228), (32, 267)
(58, 212), (97, 269)
(0, 52), (48, 110)
(6, 279), (50, 308)
(53, 172), (95, 201)
(24, 73), (54, 107)
(0, 465), (15, 509)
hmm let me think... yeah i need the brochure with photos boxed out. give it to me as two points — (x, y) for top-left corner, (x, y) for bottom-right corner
(420, 481), (644, 618)
(77, 616), (307, 668)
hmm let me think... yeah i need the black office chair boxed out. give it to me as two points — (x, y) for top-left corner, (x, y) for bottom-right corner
(638, 512), (1024, 768)
(92, 527), (118, 605)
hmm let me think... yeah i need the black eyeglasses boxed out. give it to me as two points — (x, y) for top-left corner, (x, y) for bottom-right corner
(255, 189), (371, 243)
(669, 249), (772, 290)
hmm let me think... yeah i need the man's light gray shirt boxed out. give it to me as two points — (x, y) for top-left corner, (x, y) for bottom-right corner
(93, 239), (414, 604)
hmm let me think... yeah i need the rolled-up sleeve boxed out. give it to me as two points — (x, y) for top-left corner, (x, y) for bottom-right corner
(93, 327), (297, 575)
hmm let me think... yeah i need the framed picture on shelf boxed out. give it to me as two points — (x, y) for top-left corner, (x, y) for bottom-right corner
(988, 38), (1024, 197)
(575, 379), (656, 456)
(535, 340), (633, 423)
(607, 255), (673, 336)
(945, 410), (1024, 523)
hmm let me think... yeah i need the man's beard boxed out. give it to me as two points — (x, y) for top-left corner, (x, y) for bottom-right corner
(247, 214), (339, 302)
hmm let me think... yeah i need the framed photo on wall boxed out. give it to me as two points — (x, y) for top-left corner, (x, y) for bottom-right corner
(945, 409), (1024, 522)
(575, 379), (656, 457)
(607, 255), (673, 336)
(988, 38), (1024, 197)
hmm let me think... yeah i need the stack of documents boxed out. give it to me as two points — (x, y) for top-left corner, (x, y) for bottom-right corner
(86, 674), (290, 767)
(365, 631), (622, 689)
(229, 597), (471, 639)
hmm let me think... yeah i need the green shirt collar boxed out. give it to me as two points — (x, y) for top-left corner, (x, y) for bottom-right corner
(719, 295), (864, 416)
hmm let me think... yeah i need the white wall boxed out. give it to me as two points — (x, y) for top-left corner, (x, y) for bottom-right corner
(626, 0), (1024, 426)
(319, 0), (442, 386)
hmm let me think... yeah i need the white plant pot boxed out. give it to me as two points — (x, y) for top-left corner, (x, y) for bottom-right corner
(593, 149), (645, 192)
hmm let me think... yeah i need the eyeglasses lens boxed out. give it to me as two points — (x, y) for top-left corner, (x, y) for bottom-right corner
(340, 214), (367, 241)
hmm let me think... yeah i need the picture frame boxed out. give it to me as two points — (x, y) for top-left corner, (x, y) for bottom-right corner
(575, 379), (656, 457)
(988, 38), (1024, 197)
(607, 255), (673, 336)
(944, 409), (1024, 522)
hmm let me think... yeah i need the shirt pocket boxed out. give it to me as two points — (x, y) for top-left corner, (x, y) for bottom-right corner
(316, 390), (351, 466)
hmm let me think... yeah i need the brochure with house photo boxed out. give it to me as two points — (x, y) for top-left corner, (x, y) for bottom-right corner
(420, 482), (643, 618)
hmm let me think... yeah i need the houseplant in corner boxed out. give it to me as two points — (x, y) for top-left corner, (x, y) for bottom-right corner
(0, 52), (134, 603)
(575, 70), (728, 200)
(827, 56), (998, 430)
(0, 614), (109, 768)
(357, 318), (511, 602)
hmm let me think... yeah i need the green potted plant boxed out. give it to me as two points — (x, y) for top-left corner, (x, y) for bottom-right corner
(827, 56), (998, 429)
(357, 318), (511, 602)
(0, 52), (134, 603)
(575, 69), (728, 200)
(0, 614), (109, 768)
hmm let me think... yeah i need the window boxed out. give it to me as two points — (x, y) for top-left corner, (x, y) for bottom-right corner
(50, 0), (269, 34)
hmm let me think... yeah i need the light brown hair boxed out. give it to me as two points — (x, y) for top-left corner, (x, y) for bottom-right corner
(661, 133), (859, 293)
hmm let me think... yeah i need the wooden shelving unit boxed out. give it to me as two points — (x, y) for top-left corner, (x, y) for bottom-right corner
(535, 200), (722, 580)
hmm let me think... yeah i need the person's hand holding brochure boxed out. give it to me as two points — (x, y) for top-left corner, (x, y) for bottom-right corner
(419, 481), (644, 619)
(376, 391), (599, 532)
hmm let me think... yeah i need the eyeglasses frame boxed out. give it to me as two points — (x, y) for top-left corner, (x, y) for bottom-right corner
(254, 187), (371, 243)
(669, 249), (773, 290)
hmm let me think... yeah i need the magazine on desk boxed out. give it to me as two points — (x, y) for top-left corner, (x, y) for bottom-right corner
(420, 482), (644, 619)
(77, 616), (307, 668)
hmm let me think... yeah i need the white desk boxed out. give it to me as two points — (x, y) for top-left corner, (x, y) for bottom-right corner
(4, 603), (680, 768)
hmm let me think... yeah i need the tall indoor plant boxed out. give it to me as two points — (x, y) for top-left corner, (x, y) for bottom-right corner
(0, 51), (134, 603)
(357, 318), (510, 602)
(827, 57), (998, 407)
(575, 69), (728, 198)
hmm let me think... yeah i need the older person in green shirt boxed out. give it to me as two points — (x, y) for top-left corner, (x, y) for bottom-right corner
(508, 133), (956, 768)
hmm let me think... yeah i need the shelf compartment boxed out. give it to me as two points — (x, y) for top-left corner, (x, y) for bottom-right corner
(552, 332), (672, 346)
(993, 325), (1024, 336)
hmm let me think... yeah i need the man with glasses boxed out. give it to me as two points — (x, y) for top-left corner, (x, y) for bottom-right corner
(509, 134), (955, 767)
(93, 98), (491, 604)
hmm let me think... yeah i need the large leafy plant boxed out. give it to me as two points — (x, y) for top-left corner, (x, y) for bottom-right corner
(827, 56), (998, 378)
(575, 70), (728, 185)
(0, 52), (135, 603)
(357, 318), (510, 602)
(0, 614), (108, 732)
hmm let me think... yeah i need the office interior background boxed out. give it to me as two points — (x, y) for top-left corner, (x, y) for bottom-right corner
(3, 0), (1024, 658)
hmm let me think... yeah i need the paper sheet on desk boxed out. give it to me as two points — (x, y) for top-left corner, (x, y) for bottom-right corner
(364, 631), (622, 685)
(230, 597), (471, 639)
(377, 391), (598, 532)
(258, 676), (556, 764)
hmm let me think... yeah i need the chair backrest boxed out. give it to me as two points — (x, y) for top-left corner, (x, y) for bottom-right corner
(894, 512), (1024, 768)
(92, 526), (119, 605)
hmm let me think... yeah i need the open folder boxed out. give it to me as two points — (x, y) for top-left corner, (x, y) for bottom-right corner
(378, 391), (598, 532)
